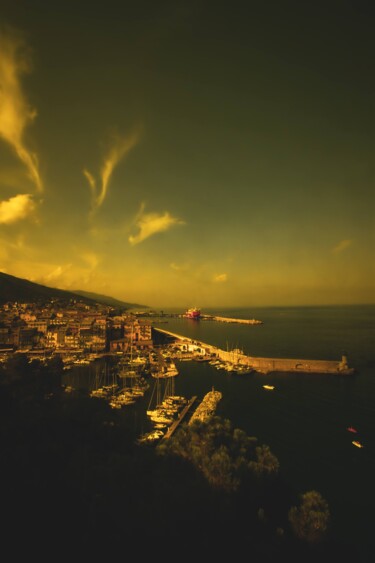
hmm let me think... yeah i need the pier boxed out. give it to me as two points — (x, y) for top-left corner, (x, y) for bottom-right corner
(153, 328), (355, 375)
(202, 315), (263, 325)
(162, 395), (197, 439)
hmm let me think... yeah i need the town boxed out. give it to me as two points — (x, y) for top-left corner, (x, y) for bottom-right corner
(0, 298), (154, 362)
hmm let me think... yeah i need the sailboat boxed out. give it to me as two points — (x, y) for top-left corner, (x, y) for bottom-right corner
(90, 362), (117, 399)
(146, 369), (179, 422)
(113, 321), (149, 407)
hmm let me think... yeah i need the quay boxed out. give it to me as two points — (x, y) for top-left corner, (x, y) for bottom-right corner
(162, 395), (197, 439)
(153, 327), (355, 375)
(202, 315), (262, 325)
(133, 311), (263, 324)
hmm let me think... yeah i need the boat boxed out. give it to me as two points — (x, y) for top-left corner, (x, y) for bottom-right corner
(352, 440), (364, 448)
(234, 365), (254, 375)
(185, 307), (201, 319)
(137, 429), (165, 444)
(152, 360), (179, 378)
(347, 426), (358, 433)
(263, 385), (275, 390)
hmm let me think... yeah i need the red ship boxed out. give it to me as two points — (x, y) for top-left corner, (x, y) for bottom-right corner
(185, 307), (201, 319)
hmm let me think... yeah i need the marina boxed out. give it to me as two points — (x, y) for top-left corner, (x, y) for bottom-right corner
(7, 301), (373, 561)
(58, 304), (374, 560)
(163, 395), (197, 439)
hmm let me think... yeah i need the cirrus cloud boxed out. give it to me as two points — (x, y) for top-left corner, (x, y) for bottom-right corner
(83, 128), (140, 214)
(0, 28), (42, 191)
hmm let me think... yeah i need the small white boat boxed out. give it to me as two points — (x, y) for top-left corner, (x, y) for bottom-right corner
(352, 440), (364, 448)
(263, 385), (275, 390)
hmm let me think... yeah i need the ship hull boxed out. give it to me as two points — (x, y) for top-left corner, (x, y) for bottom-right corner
(185, 307), (201, 319)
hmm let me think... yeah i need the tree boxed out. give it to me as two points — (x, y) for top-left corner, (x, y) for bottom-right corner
(157, 415), (277, 492)
(288, 490), (330, 543)
(248, 444), (280, 477)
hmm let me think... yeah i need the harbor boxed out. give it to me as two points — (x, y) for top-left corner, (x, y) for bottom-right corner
(133, 308), (264, 326)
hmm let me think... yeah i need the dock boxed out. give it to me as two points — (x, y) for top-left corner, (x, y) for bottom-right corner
(153, 328), (355, 375)
(202, 315), (262, 325)
(162, 395), (197, 439)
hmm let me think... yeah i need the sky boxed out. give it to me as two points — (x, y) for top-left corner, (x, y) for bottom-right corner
(0, 0), (374, 308)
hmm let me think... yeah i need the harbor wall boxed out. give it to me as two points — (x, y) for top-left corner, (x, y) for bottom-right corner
(153, 327), (355, 375)
(213, 349), (353, 374)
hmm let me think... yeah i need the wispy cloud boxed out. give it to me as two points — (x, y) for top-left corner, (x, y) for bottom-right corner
(83, 169), (96, 198)
(0, 28), (42, 191)
(83, 129), (140, 214)
(213, 273), (228, 283)
(170, 262), (189, 272)
(332, 239), (353, 254)
(44, 264), (72, 282)
(0, 193), (35, 224)
(129, 204), (185, 245)
(80, 252), (99, 270)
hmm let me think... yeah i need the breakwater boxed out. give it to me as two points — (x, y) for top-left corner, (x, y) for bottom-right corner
(202, 315), (263, 324)
(189, 387), (222, 424)
(153, 328), (355, 375)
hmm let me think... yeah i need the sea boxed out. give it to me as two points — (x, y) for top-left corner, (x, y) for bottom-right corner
(64, 305), (375, 561)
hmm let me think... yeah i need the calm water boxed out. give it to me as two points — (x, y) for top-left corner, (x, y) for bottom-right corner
(66, 305), (375, 560)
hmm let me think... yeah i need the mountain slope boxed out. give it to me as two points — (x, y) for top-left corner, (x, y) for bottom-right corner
(0, 272), (97, 305)
(0, 272), (144, 309)
(72, 289), (147, 309)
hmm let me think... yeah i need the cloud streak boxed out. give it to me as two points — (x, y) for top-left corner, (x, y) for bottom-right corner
(83, 129), (140, 213)
(213, 273), (228, 283)
(44, 264), (72, 282)
(170, 262), (189, 272)
(0, 193), (35, 224)
(129, 204), (185, 245)
(80, 251), (99, 270)
(0, 28), (42, 191)
(332, 239), (352, 254)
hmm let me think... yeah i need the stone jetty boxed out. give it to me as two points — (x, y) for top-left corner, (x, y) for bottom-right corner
(189, 387), (222, 424)
(201, 315), (263, 325)
(153, 327), (355, 375)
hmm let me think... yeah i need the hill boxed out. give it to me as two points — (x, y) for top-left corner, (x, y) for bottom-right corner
(72, 289), (147, 310)
(0, 272), (95, 305)
(0, 272), (144, 309)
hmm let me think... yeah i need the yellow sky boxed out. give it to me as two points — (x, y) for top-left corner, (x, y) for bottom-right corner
(0, 3), (374, 307)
